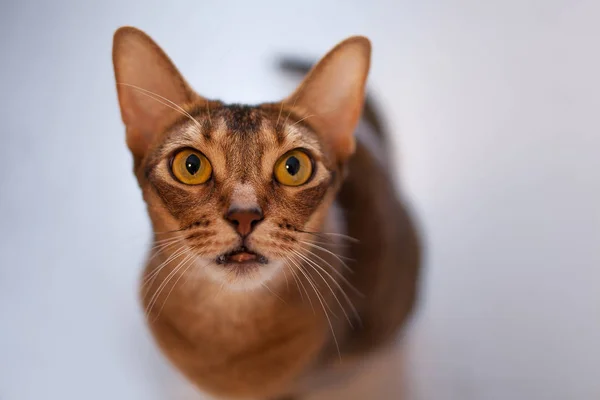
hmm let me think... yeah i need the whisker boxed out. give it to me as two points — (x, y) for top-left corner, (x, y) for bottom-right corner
(144, 247), (191, 296)
(142, 247), (191, 304)
(143, 245), (189, 287)
(291, 113), (315, 127)
(291, 250), (349, 318)
(147, 251), (194, 319)
(282, 267), (290, 291)
(117, 83), (203, 134)
(291, 249), (358, 326)
(313, 232), (359, 243)
(296, 250), (362, 326)
(155, 253), (198, 317)
(153, 228), (186, 236)
(152, 233), (189, 244)
(285, 255), (315, 314)
(290, 255), (339, 320)
(283, 92), (303, 127)
(299, 240), (355, 272)
(152, 236), (183, 246)
(291, 255), (336, 317)
(284, 100), (342, 129)
(289, 253), (341, 360)
(276, 101), (284, 128)
(262, 282), (286, 304)
(147, 237), (187, 263)
(213, 280), (227, 301)
(299, 246), (363, 298)
(302, 238), (350, 248)
(283, 257), (306, 304)
(148, 239), (182, 255)
(297, 229), (360, 243)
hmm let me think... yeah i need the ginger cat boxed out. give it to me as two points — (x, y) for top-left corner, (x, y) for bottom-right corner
(112, 27), (420, 400)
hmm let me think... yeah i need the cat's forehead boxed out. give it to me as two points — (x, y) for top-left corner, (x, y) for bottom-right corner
(158, 103), (323, 157)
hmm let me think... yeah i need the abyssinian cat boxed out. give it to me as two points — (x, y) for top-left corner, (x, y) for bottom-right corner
(112, 27), (421, 400)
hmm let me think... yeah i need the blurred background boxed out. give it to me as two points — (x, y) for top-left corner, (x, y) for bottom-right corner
(1, 0), (599, 399)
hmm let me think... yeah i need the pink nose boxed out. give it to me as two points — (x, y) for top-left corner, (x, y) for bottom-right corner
(225, 209), (263, 237)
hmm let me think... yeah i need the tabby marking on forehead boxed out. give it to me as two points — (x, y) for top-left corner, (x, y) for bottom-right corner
(221, 104), (262, 134)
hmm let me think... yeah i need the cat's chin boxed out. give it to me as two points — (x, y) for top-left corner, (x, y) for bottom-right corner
(199, 257), (284, 292)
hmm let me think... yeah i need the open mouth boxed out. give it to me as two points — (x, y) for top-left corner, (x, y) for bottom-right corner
(216, 247), (268, 265)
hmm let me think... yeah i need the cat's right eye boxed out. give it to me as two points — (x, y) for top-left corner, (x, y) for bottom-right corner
(171, 149), (212, 185)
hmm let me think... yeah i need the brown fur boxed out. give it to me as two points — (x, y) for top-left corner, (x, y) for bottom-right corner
(112, 26), (421, 400)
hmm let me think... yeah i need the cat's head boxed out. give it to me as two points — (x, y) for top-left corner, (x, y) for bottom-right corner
(112, 27), (370, 290)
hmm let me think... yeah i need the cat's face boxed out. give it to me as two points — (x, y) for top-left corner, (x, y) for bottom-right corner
(113, 27), (370, 290)
(141, 104), (342, 289)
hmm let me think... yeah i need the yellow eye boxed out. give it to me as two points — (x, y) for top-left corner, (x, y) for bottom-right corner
(171, 149), (212, 185)
(274, 149), (313, 186)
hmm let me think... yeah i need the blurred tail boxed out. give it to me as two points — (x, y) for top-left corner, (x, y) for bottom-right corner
(277, 57), (387, 139)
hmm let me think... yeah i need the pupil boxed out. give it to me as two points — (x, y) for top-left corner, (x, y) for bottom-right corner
(185, 154), (201, 175)
(285, 156), (301, 176)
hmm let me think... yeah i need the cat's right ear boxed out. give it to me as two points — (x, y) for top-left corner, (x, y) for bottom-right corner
(282, 36), (371, 162)
(112, 27), (201, 163)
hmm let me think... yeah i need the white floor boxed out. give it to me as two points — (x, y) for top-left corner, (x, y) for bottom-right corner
(1, 1), (599, 399)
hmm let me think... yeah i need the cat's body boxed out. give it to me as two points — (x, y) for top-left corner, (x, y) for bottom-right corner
(113, 27), (420, 400)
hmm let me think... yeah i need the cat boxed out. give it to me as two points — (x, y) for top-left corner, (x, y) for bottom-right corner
(112, 26), (421, 400)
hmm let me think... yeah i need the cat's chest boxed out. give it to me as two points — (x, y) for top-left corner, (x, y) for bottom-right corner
(154, 279), (318, 348)
(148, 287), (329, 397)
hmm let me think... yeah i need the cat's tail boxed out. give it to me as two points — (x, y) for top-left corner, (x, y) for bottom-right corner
(277, 57), (387, 139)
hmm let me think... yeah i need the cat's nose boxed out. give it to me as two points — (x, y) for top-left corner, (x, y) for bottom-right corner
(225, 208), (264, 237)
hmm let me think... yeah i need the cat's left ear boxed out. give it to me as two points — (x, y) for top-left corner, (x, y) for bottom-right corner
(283, 36), (371, 161)
(112, 27), (203, 164)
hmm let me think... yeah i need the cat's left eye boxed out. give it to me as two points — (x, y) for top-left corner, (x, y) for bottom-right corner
(274, 149), (313, 186)
(171, 149), (212, 185)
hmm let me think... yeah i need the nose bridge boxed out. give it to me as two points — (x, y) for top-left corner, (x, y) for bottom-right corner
(227, 182), (260, 212)
(225, 183), (263, 237)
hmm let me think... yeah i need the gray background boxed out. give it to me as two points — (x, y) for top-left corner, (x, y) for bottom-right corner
(1, 0), (599, 399)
